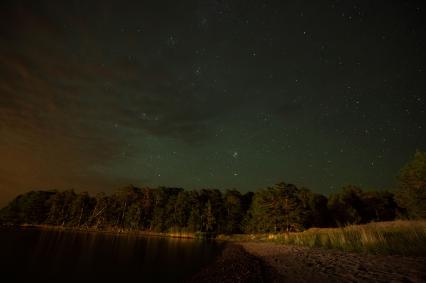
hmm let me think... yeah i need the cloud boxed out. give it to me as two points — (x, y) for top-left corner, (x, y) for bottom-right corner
(0, 1), (240, 204)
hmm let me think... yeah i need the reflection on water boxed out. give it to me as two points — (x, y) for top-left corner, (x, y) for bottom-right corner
(0, 228), (223, 282)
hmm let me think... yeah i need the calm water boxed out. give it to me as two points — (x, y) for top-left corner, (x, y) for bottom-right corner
(0, 227), (223, 282)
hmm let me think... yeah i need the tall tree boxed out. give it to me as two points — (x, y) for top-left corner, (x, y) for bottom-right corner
(298, 188), (330, 228)
(87, 192), (109, 228)
(223, 189), (244, 234)
(244, 183), (307, 232)
(68, 192), (95, 227)
(328, 186), (364, 226)
(0, 191), (54, 224)
(46, 190), (77, 225)
(395, 150), (426, 219)
(361, 190), (398, 222)
(187, 190), (202, 232)
(172, 191), (191, 230)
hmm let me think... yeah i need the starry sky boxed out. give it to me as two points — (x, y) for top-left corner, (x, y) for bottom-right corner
(0, 0), (425, 205)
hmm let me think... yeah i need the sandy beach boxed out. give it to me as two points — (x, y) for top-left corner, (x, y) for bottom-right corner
(190, 242), (426, 282)
(187, 244), (283, 282)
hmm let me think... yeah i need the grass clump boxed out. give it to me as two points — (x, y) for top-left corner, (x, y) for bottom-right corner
(274, 220), (426, 256)
(218, 220), (426, 256)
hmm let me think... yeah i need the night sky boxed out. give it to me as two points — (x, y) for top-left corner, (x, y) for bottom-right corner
(1, 0), (425, 205)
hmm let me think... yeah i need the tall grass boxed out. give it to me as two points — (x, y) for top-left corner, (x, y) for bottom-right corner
(218, 220), (426, 256)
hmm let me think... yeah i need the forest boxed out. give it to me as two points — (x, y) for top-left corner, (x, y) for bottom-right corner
(1, 151), (425, 235)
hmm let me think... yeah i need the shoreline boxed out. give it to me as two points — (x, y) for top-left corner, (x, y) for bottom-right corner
(16, 224), (199, 240)
(240, 242), (426, 282)
(6, 224), (426, 282)
(14, 221), (426, 256)
(187, 243), (282, 283)
(191, 241), (426, 282)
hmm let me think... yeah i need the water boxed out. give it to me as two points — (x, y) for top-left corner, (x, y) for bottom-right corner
(0, 227), (223, 282)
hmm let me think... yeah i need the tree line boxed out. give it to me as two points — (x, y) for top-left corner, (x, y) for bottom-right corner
(1, 151), (425, 234)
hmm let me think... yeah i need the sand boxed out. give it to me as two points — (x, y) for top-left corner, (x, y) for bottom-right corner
(241, 242), (426, 283)
(188, 242), (426, 282)
(187, 244), (282, 283)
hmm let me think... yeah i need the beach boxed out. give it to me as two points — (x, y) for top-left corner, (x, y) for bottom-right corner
(190, 242), (426, 282)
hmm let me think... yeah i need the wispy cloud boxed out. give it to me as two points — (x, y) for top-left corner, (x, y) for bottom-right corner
(0, 1), (238, 204)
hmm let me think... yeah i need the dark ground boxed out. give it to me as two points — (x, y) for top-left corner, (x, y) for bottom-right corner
(189, 242), (426, 283)
(187, 243), (283, 283)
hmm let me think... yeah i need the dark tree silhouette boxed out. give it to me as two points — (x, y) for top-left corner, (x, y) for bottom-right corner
(395, 151), (426, 219)
(3, 151), (425, 234)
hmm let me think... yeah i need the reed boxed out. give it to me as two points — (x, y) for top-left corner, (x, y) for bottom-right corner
(218, 220), (426, 256)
